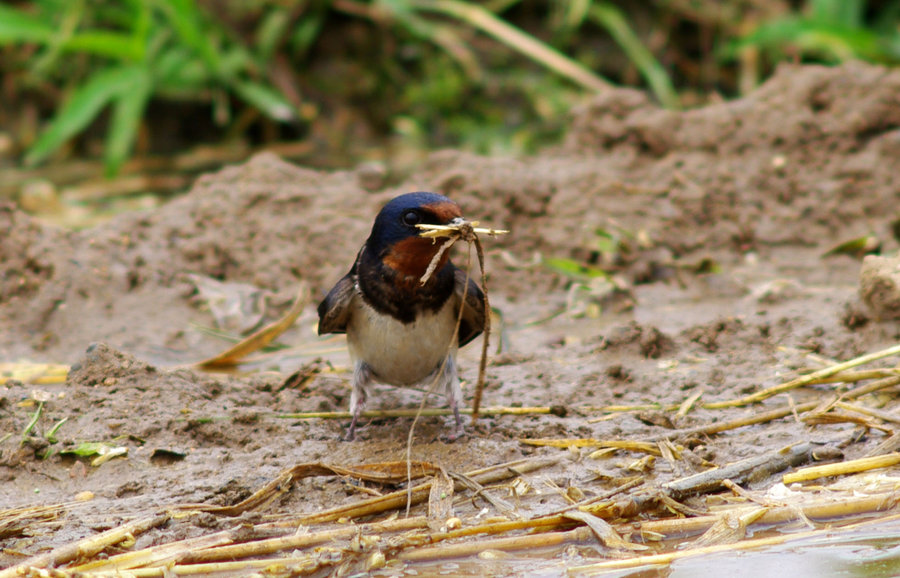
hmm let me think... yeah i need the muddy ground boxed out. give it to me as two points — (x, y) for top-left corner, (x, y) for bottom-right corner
(2, 61), (900, 573)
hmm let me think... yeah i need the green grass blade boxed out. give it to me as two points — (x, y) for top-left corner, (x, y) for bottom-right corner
(159, 0), (222, 77)
(105, 67), (152, 176)
(231, 79), (295, 121)
(412, 0), (609, 92)
(25, 66), (139, 167)
(61, 30), (145, 61)
(590, 2), (679, 109)
(727, 18), (885, 62)
(255, 7), (290, 62)
(0, 5), (57, 44)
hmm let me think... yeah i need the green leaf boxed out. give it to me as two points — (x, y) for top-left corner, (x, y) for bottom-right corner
(64, 442), (109, 457)
(105, 68), (152, 175)
(0, 5), (57, 44)
(154, 47), (210, 91)
(231, 79), (295, 121)
(544, 257), (609, 279)
(25, 66), (143, 167)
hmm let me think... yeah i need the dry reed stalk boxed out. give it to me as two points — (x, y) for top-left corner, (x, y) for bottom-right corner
(782, 452), (900, 484)
(273, 406), (562, 420)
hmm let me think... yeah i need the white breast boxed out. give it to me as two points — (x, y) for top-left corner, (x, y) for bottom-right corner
(346, 294), (459, 386)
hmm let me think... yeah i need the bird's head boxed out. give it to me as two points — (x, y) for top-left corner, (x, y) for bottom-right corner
(366, 192), (465, 282)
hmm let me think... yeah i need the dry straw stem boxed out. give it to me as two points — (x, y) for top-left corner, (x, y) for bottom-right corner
(0, 503), (63, 538)
(570, 510), (900, 575)
(400, 526), (596, 561)
(273, 406), (559, 420)
(196, 283), (310, 368)
(155, 517), (427, 567)
(70, 529), (238, 573)
(704, 343), (900, 409)
(835, 401), (900, 425)
(647, 375), (900, 441)
(182, 461), (443, 517)
(0, 514), (169, 578)
(295, 456), (557, 525)
(520, 438), (661, 455)
(67, 557), (317, 577)
(0, 362), (70, 385)
(782, 452), (900, 484)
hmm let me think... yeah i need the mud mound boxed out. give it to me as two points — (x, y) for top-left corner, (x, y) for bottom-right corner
(2, 62), (899, 362)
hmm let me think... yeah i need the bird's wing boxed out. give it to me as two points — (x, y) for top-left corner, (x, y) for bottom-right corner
(454, 267), (486, 347)
(317, 272), (357, 335)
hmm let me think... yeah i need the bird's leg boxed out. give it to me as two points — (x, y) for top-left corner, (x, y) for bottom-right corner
(345, 361), (372, 441)
(439, 354), (465, 440)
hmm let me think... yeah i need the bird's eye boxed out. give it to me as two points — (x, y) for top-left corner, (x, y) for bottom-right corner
(401, 210), (421, 226)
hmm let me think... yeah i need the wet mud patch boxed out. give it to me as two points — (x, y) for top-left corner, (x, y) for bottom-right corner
(3, 62), (900, 573)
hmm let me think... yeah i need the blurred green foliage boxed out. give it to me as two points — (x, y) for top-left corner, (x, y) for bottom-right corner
(0, 0), (899, 175)
(0, 0), (296, 175)
(724, 0), (900, 64)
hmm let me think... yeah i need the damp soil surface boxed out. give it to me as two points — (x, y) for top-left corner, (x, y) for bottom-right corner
(3, 61), (900, 574)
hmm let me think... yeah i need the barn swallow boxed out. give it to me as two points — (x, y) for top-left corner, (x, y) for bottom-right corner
(317, 192), (486, 440)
